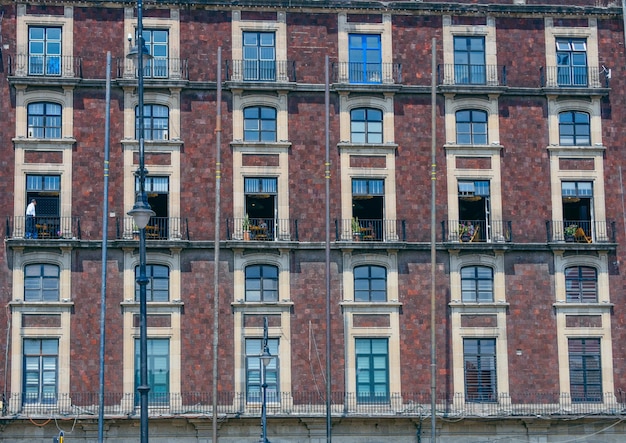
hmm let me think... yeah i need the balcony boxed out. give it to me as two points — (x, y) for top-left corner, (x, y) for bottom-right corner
(547, 220), (615, 244)
(117, 57), (189, 80)
(332, 62), (402, 85)
(225, 60), (296, 83)
(227, 217), (297, 242)
(7, 54), (82, 79)
(5, 216), (81, 240)
(442, 220), (512, 243)
(3, 391), (624, 419)
(438, 64), (506, 87)
(117, 216), (189, 241)
(336, 219), (405, 242)
(540, 66), (607, 89)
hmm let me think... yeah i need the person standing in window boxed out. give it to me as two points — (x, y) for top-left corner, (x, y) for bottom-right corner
(25, 199), (37, 239)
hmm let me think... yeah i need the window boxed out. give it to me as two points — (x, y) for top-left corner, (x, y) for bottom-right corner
(245, 265), (278, 302)
(23, 338), (58, 403)
(244, 177), (278, 239)
(565, 266), (597, 303)
(26, 175), (60, 219)
(28, 26), (61, 76)
(349, 34), (382, 84)
(568, 338), (602, 402)
(243, 107), (277, 142)
(454, 36), (486, 84)
(352, 179), (384, 239)
(557, 38), (588, 86)
(456, 110), (487, 145)
(458, 180), (490, 242)
(562, 181), (593, 232)
(135, 104), (169, 141)
(28, 102), (62, 139)
(135, 338), (170, 404)
(245, 338), (279, 402)
(461, 266), (493, 302)
(24, 264), (60, 302)
(142, 29), (169, 78)
(355, 338), (389, 402)
(351, 108), (383, 144)
(135, 265), (169, 302)
(559, 111), (590, 146)
(464, 338), (496, 402)
(354, 265), (387, 302)
(243, 31), (276, 81)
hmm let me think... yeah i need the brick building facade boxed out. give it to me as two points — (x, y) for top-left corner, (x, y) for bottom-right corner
(1, 0), (625, 441)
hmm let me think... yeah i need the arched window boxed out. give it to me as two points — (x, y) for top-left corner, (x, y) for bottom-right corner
(135, 264), (170, 302)
(461, 266), (493, 302)
(244, 106), (277, 142)
(135, 104), (169, 140)
(354, 265), (387, 302)
(245, 265), (278, 302)
(28, 102), (62, 139)
(351, 108), (383, 143)
(559, 111), (590, 146)
(456, 110), (487, 145)
(565, 266), (597, 302)
(24, 264), (60, 301)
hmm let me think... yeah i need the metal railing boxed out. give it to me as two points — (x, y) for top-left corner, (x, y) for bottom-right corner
(3, 391), (624, 418)
(117, 216), (189, 240)
(227, 218), (296, 241)
(117, 57), (189, 80)
(225, 60), (296, 83)
(438, 64), (506, 87)
(335, 219), (405, 242)
(547, 220), (615, 243)
(7, 54), (83, 78)
(5, 216), (81, 240)
(540, 66), (606, 88)
(442, 220), (512, 243)
(332, 62), (402, 84)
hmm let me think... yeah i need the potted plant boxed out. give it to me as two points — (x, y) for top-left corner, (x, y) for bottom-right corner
(242, 214), (251, 241)
(458, 223), (472, 242)
(352, 217), (361, 241)
(564, 224), (577, 242)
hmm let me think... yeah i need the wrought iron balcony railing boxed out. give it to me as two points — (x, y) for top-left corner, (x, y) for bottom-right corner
(227, 217), (297, 241)
(442, 220), (512, 243)
(225, 60), (296, 83)
(5, 216), (81, 240)
(3, 391), (624, 418)
(540, 66), (607, 89)
(117, 216), (189, 240)
(332, 62), (402, 85)
(336, 219), (406, 242)
(547, 220), (615, 243)
(117, 57), (189, 80)
(8, 54), (83, 78)
(438, 64), (506, 87)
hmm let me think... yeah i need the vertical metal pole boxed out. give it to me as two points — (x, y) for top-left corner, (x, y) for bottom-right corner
(97, 51), (112, 443)
(430, 38), (438, 443)
(324, 55), (332, 443)
(260, 317), (269, 443)
(212, 47), (222, 443)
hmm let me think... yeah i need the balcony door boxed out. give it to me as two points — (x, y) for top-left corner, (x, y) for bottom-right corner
(458, 180), (490, 241)
(352, 179), (384, 240)
(245, 177), (277, 240)
(562, 181), (593, 236)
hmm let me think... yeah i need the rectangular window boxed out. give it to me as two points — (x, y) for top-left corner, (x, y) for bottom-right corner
(135, 264), (169, 302)
(562, 181), (593, 236)
(350, 108), (383, 144)
(143, 29), (169, 78)
(349, 34), (382, 84)
(28, 102), (62, 139)
(26, 174), (61, 218)
(243, 31), (276, 81)
(28, 26), (61, 76)
(23, 338), (58, 404)
(557, 38), (588, 86)
(245, 338), (279, 402)
(456, 110), (488, 145)
(24, 264), (60, 302)
(135, 338), (170, 405)
(565, 266), (598, 303)
(354, 265), (387, 302)
(454, 36), (486, 85)
(569, 338), (602, 402)
(355, 338), (389, 403)
(464, 338), (497, 402)
(461, 266), (494, 302)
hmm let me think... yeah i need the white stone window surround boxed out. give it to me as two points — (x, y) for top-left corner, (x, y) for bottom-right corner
(8, 248), (73, 412)
(339, 93), (395, 145)
(449, 251), (510, 402)
(547, 97), (603, 148)
(544, 18), (599, 88)
(444, 95), (501, 146)
(233, 92), (289, 142)
(337, 12), (393, 68)
(442, 15), (498, 85)
(15, 4), (75, 78)
(232, 250), (293, 405)
(121, 249), (183, 400)
(123, 90), (182, 142)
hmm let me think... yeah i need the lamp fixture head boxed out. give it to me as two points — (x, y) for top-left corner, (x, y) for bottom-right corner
(128, 198), (155, 229)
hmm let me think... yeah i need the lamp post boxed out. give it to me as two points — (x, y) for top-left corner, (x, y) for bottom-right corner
(126, 0), (154, 441)
(260, 317), (271, 443)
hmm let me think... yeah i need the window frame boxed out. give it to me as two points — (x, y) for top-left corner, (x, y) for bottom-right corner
(556, 38), (588, 87)
(134, 338), (170, 405)
(453, 36), (486, 85)
(565, 266), (598, 303)
(243, 31), (276, 81)
(135, 104), (169, 141)
(461, 266), (494, 303)
(243, 106), (277, 142)
(350, 108), (383, 144)
(23, 338), (59, 404)
(142, 28), (169, 78)
(24, 263), (60, 302)
(28, 26), (62, 76)
(568, 338), (602, 402)
(27, 102), (62, 139)
(355, 337), (389, 403)
(135, 264), (170, 302)
(463, 338), (497, 403)
(245, 264), (279, 302)
(354, 265), (387, 302)
(245, 337), (279, 402)
(348, 33), (382, 84)
(456, 109), (488, 145)
(559, 111), (590, 146)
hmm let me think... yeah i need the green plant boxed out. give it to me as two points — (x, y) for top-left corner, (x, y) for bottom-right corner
(352, 217), (361, 234)
(564, 224), (578, 237)
(242, 214), (250, 231)
(458, 223), (469, 236)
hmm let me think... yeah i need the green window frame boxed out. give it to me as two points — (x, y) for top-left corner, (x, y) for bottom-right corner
(355, 338), (389, 403)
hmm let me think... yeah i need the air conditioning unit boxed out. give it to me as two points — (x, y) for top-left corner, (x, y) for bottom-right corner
(162, 130), (169, 140)
(28, 127), (34, 138)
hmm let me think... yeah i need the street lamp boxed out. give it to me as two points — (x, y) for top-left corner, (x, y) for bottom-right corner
(126, 0), (154, 441)
(260, 317), (272, 443)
